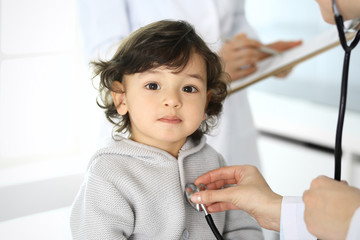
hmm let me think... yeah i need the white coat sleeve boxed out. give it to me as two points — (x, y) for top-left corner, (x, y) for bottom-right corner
(346, 207), (360, 240)
(77, 0), (131, 61)
(280, 196), (316, 240)
(280, 197), (360, 240)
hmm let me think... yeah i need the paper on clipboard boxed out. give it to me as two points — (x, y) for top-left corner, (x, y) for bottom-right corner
(229, 27), (356, 94)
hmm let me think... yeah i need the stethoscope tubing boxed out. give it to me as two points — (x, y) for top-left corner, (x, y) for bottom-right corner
(185, 183), (224, 239)
(332, 10), (360, 181)
(205, 214), (224, 240)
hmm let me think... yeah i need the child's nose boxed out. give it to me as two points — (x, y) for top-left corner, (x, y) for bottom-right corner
(163, 91), (182, 108)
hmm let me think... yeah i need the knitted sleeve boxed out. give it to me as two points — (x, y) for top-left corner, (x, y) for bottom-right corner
(70, 173), (134, 240)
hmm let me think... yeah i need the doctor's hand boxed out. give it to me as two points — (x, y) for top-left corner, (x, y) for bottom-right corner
(191, 165), (282, 232)
(261, 40), (302, 78)
(219, 33), (261, 80)
(303, 175), (360, 240)
(219, 33), (302, 81)
(258, 40), (302, 61)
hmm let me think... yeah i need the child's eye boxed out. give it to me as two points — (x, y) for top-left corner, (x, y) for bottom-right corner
(145, 83), (160, 90)
(182, 86), (198, 93)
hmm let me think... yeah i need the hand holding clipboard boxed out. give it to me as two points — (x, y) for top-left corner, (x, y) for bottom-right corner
(229, 28), (357, 94)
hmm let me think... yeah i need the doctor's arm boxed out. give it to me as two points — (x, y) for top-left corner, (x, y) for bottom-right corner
(191, 165), (360, 239)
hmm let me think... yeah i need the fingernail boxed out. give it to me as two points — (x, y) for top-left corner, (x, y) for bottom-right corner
(191, 193), (201, 203)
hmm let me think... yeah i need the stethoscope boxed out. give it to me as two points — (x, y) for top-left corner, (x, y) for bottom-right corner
(331, 0), (360, 181)
(184, 183), (224, 240)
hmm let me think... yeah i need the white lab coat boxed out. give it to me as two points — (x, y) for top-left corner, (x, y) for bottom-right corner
(77, 0), (261, 168)
(280, 196), (360, 240)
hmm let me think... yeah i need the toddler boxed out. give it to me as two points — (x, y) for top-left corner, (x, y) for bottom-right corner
(70, 20), (263, 239)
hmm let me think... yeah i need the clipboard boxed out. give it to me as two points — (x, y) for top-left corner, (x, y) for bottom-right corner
(229, 27), (356, 94)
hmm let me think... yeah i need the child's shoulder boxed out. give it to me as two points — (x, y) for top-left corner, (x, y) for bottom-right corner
(92, 136), (127, 155)
(84, 137), (148, 180)
(87, 136), (175, 171)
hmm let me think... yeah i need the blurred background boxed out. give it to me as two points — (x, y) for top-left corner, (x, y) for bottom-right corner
(1, 0), (360, 239)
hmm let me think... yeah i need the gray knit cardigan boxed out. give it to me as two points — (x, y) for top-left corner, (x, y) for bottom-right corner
(70, 136), (263, 240)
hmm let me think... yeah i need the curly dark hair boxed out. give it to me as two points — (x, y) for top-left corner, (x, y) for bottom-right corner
(92, 20), (229, 141)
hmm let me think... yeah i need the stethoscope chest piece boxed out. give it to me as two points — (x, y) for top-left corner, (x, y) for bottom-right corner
(184, 183), (207, 212)
(184, 182), (224, 240)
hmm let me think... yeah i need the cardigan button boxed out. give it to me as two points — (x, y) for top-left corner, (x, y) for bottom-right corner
(182, 229), (189, 240)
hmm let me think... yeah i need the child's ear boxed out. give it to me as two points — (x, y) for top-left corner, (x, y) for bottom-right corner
(111, 81), (128, 115)
(203, 90), (212, 120)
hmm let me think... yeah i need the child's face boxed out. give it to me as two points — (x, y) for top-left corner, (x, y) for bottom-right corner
(112, 53), (210, 157)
